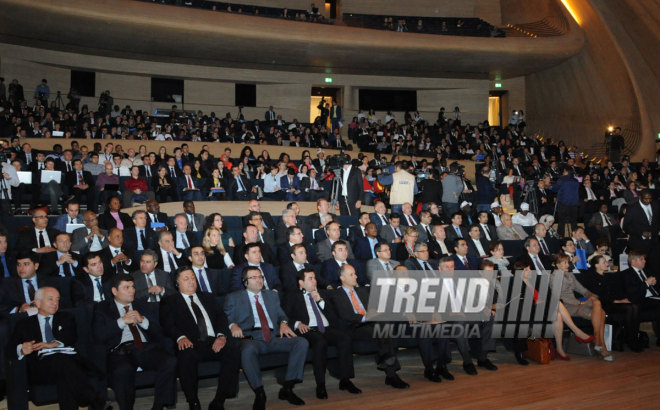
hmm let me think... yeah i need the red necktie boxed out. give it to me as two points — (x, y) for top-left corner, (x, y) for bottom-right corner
(124, 305), (144, 349)
(254, 295), (272, 343)
(187, 175), (193, 189)
(77, 172), (83, 185)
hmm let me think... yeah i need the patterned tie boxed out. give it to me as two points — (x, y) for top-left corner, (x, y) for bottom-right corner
(114, 249), (122, 274)
(27, 279), (36, 302)
(167, 252), (176, 272)
(349, 289), (366, 315)
(455, 226), (462, 238)
(146, 275), (158, 302)
(424, 261), (433, 271)
(254, 295), (272, 342)
(124, 305), (144, 349)
(463, 257), (471, 270)
(539, 238), (550, 255)
(308, 293), (326, 333)
(44, 316), (54, 342)
(95, 278), (104, 301)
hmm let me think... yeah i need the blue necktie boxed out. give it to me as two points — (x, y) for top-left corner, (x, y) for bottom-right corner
(455, 226), (462, 238)
(44, 317), (54, 342)
(198, 269), (210, 293)
(370, 238), (376, 259)
(1, 255), (9, 277)
(95, 278), (105, 301)
(308, 293), (325, 334)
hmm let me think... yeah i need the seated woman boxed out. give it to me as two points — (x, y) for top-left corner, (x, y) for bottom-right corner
(551, 254), (613, 361)
(201, 226), (234, 270)
(98, 196), (133, 231)
(207, 169), (226, 200)
(394, 226), (419, 262)
(514, 260), (594, 361)
(587, 238), (613, 268)
(486, 241), (511, 273)
(580, 254), (642, 352)
(203, 213), (235, 251)
(154, 165), (175, 203)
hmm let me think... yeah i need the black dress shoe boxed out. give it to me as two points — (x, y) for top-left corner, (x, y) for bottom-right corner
(514, 352), (529, 366)
(189, 402), (202, 410)
(424, 367), (442, 383)
(253, 388), (266, 410)
(463, 362), (478, 375)
(477, 359), (498, 371)
(278, 387), (305, 406)
(437, 364), (454, 381)
(209, 397), (225, 410)
(385, 375), (410, 389)
(339, 379), (362, 394)
(316, 385), (328, 400)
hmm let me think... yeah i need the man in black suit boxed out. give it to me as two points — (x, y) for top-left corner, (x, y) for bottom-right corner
(535, 179), (554, 216)
(99, 228), (136, 279)
(276, 225), (318, 266)
(161, 267), (241, 410)
(1, 251), (52, 317)
(307, 198), (337, 230)
(189, 246), (224, 295)
(177, 164), (203, 202)
(0, 230), (16, 280)
(15, 207), (58, 255)
(12, 286), (107, 410)
(280, 243), (331, 294)
(275, 208), (298, 245)
(329, 263), (409, 389)
(37, 232), (81, 277)
(231, 243), (281, 292)
(466, 225), (490, 259)
(71, 252), (111, 307)
(132, 250), (176, 303)
(123, 210), (156, 259)
(66, 159), (95, 212)
(145, 200), (172, 232)
(348, 212), (370, 244)
(138, 156), (156, 180)
(321, 240), (367, 289)
(533, 223), (559, 256)
(284, 268), (360, 399)
(232, 224), (278, 267)
(241, 199), (276, 229)
(246, 211), (276, 247)
(403, 242), (438, 271)
(154, 231), (186, 276)
(399, 202), (420, 227)
(620, 250), (660, 348)
(623, 190), (660, 272)
(418, 169), (443, 206)
(337, 158), (363, 216)
(229, 166), (257, 200)
(93, 275), (177, 410)
(353, 222), (383, 261)
(445, 213), (468, 244)
(476, 211), (498, 244)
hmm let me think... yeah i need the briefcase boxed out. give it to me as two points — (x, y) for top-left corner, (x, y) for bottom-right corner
(526, 337), (552, 364)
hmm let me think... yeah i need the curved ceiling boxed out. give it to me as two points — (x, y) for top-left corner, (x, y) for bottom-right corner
(0, 0), (585, 79)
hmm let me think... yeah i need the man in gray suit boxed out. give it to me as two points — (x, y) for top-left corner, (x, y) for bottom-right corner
(416, 210), (434, 243)
(366, 243), (400, 282)
(71, 210), (109, 255)
(132, 250), (175, 303)
(378, 214), (403, 244)
(496, 214), (529, 241)
(224, 266), (309, 409)
(317, 221), (354, 262)
(175, 200), (205, 233)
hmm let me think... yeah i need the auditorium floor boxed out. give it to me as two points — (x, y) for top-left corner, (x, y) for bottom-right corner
(13, 338), (660, 410)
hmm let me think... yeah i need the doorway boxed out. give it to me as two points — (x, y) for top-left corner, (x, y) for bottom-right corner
(489, 90), (507, 127)
(310, 87), (340, 125)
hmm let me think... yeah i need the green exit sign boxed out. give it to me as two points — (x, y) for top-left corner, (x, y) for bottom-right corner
(324, 77), (333, 83)
(657, 132), (660, 139)
(494, 82), (502, 88)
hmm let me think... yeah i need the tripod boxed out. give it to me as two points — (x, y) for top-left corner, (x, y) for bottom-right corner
(54, 91), (65, 110)
(330, 175), (340, 211)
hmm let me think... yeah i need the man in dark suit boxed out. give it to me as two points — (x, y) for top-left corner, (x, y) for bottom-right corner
(275, 209), (298, 245)
(15, 208), (58, 255)
(71, 211), (110, 255)
(123, 210), (156, 258)
(0, 230), (16, 280)
(445, 213), (468, 244)
(37, 232), (81, 277)
(588, 203), (620, 243)
(370, 201), (390, 227)
(1, 251), (52, 316)
(623, 190), (660, 267)
(232, 224), (278, 267)
(154, 231), (186, 276)
(53, 200), (84, 233)
(177, 164), (203, 202)
(280, 243), (331, 294)
(533, 223), (559, 257)
(337, 159), (363, 216)
(466, 225), (490, 259)
(321, 240), (366, 288)
(12, 287), (107, 410)
(245, 211), (275, 247)
(328, 263), (409, 389)
(280, 168), (304, 201)
(189, 246), (225, 295)
(476, 211), (498, 244)
(348, 212), (370, 244)
(66, 159), (95, 211)
(71, 252), (111, 307)
(224, 266), (309, 409)
(132, 250), (176, 303)
(241, 199), (276, 229)
(418, 169), (443, 206)
(99, 228), (137, 279)
(228, 166), (257, 201)
(317, 221), (355, 262)
(284, 268), (361, 399)
(353, 222), (383, 261)
(161, 267), (241, 410)
(415, 211), (435, 243)
(276, 226), (319, 266)
(231, 243), (281, 292)
(399, 202), (420, 227)
(516, 238), (553, 273)
(451, 239), (480, 270)
(620, 250), (660, 347)
(535, 179), (554, 216)
(404, 242), (438, 271)
(145, 200), (172, 232)
(175, 201), (206, 233)
(93, 275), (177, 410)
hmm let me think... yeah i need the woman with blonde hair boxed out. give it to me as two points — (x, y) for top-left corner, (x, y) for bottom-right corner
(202, 227), (235, 269)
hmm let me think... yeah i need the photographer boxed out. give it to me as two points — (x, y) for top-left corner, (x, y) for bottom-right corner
(33, 78), (50, 106)
(441, 162), (464, 217)
(98, 90), (113, 116)
(377, 161), (418, 214)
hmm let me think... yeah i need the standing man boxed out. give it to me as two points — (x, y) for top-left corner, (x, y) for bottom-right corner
(224, 266), (309, 409)
(93, 275), (177, 410)
(283, 268), (360, 400)
(441, 163), (464, 217)
(160, 267), (241, 410)
(377, 162), (417, 214)
(337, 157), (362, 216)
(551, 167), (580, 237)
(330, 100), (342, 132)
(623, 189), (660, 272)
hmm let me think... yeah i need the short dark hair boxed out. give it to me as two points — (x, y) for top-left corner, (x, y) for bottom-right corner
(110, 274), (134, 290)
(83, 251), (102, 267)
(16, 250), (38, 264)
(297, 268), (315, 282)
(241, 265), (261, 284)
(244, 242), (261, 255)
(331, 239), (348, 252)
(173, 266), (193, 283)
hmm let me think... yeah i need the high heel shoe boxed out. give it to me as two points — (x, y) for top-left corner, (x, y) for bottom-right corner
(557, 353), (571, 361)
(575, 335), (595, 344)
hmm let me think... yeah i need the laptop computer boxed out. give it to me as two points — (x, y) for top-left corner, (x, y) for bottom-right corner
(40, 170), (62, 184)
(17, 171), (32, 184)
